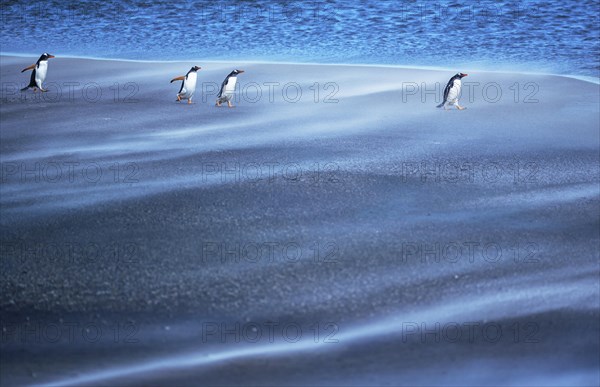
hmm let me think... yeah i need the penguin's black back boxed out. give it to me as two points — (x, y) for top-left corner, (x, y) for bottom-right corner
(218, 73), (236, 98)
(178, 76), (186, 94)
(442, 74), (460, 102)
(27, 66), (37, 88)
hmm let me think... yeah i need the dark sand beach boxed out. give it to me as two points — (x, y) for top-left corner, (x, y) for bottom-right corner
(1, 56), (599, 386)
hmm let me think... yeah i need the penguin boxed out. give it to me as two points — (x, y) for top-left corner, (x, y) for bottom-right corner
(170, 66), (201, 104)
(437, 73), (468, 110)
(216, 69), (245, 108)
(21, 53), (55, 92)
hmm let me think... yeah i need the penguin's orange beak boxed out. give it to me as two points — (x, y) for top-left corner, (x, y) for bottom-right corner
(48, 55), (55, 59)
(238, 70), (245, 73)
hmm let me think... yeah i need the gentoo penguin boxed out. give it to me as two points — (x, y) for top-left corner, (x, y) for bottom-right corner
(216, 69), (245, 108)
(170, 66), (201, 104)
(21, 53), (55, 92)
(437, 73), (468, 110)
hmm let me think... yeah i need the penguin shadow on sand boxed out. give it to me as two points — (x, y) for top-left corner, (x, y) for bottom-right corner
(436, 72), (468, 111)
(20, 53), (56, 93)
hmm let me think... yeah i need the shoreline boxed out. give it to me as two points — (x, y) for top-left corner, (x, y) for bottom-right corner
(2, 52), (598, 85)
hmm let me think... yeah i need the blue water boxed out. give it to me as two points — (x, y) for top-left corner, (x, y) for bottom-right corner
(0, 0), (599, 75)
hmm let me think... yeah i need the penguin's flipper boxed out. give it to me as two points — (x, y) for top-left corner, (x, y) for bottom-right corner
(436, 102), (445, 108)
(21, 64), (36, 73)
(21, 71), (37, 91)
(440, 77), (454, 106)
(29, 71), (37, 88)
(170, 76), (185, 83)
(217, 77), (229, 98)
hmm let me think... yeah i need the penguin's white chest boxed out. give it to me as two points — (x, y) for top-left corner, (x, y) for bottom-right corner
(223, 77), (237, 96)
(35, 61), (48, 86)
(181, 72), (197, 98)
(447, 79), (462, 103)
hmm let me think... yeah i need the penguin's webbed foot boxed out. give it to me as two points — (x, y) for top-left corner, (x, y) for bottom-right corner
(227, 101), (234, 108)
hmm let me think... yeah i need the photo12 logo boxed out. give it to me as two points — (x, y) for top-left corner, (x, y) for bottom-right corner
(396, 3), (540, 23)
(200, 241), (338, 264)
(191, 3), (338, 24)
(1, 240), (140, 267)
(199, 161), (342, 184)
(399, 160), (539, 184)
(1, 82), (139, 104)
(1, 161), (140, 184)
(1, 321), (139, 344)
(400, 241), (539, 264)
(402, 81), (539, 105)
(201, 321), (340, 344)
(201, 81), (339, 104)
(399, 321), (540, 344)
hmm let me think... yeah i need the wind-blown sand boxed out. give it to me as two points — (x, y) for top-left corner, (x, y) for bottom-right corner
(0, 55), (599, 386)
